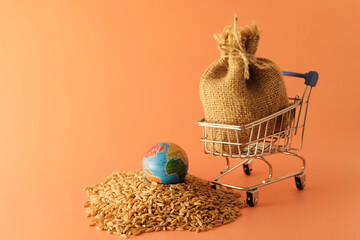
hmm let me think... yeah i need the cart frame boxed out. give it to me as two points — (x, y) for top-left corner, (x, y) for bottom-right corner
(198, 71), (318, 206)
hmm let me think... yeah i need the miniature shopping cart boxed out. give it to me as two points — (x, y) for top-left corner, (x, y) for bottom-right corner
(198, 71), (318, 206)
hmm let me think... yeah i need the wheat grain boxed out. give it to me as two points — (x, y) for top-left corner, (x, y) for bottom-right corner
(83, 170), (245, 237)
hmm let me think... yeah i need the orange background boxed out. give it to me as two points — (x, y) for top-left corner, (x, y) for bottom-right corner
(1, 1), (359, 239)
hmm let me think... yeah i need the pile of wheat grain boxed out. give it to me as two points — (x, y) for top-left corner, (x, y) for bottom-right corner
(83, 170), (246, 238)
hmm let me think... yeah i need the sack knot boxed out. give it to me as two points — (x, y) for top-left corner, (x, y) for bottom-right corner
(214, 14), (269, 79)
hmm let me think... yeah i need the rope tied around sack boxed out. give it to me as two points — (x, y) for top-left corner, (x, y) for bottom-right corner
(214, 14), (269, 80)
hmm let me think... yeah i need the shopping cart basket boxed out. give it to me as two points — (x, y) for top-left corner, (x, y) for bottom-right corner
(198, 71), (318, 206)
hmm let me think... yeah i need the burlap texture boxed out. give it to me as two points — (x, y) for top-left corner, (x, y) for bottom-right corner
(200, 19), (290, 154)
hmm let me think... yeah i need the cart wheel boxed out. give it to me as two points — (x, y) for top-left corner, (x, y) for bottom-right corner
(210, 183), (221, 190)
(295, 172), (306, 190)
(246, 189), (259, 207)
(243, 162), (253, 175)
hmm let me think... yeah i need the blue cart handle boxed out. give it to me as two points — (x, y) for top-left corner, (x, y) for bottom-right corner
(282, 71), (319, 87)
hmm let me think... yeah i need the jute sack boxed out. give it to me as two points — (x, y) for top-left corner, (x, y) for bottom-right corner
(200, 16), (290, 154)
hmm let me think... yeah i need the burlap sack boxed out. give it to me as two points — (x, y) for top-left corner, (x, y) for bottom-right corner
(200, 16), (290, 154)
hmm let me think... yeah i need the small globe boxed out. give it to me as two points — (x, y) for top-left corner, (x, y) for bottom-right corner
(143, 142), (188, 184)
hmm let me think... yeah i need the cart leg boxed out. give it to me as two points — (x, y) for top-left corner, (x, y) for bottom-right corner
(220, 157), (230, 174)
(257, 156), (272, 183)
